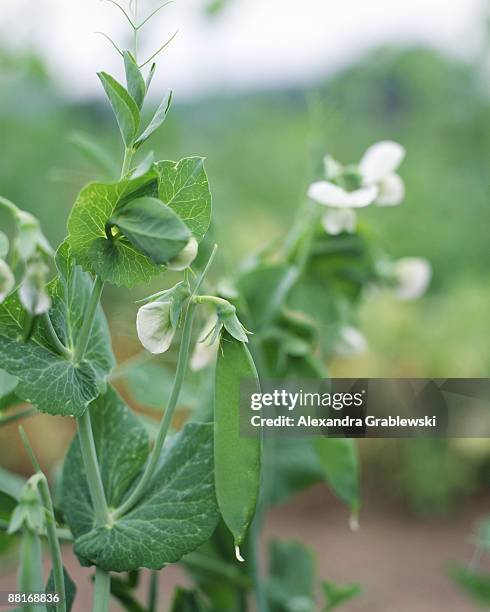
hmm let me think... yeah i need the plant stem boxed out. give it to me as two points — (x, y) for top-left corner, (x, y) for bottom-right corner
(77, 411), (110, 526)
(42, 313), (71, 359)
(19, 528), (45, 612)
(73, 276), (104, 364)
(121, 147), (134, 178)
(147, 571), (158, 612)
(113, 245), (217, 520)
(18, 427), (66, 612)
(94, 567), (111, 612)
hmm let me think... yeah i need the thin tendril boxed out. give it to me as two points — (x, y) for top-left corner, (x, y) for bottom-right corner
(138, 30), (178, 68)
(104, 0), (136, 28)
(136, 1), (174, 30)
(95, 31), (124, 56)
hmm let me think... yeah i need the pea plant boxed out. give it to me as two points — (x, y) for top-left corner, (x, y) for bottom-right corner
(0, 2), (431, 611)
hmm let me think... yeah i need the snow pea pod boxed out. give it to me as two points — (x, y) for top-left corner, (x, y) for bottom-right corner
(214, 332), (261, 559)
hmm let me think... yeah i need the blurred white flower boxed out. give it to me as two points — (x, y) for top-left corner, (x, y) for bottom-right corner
(322, 208), (356, 236)
(136, 300), (175, 354)
(359, 140), (406, 206)
(14, 210), (53, 261)
(393, 257), (432, 300)
(308, 140), (406, 210)
(334, 326), (368, 357)
(307, 181), (378, 209)
(166, 237), (198, 272)
(19, 261), (51, 315)
(190, 315), (219, 371)
(0, 260), (15, 303)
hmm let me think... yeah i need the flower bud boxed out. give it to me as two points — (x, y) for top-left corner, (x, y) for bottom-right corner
(14, 210), (53, 262)
(166, 236), (198, 271)
(0, 260), (15, 303)
(393, 257), (431, 300)
(322, 209), (356, 235)
(136, 300), (175, 354)
(334, 326), (368, 357)
(19, 260), (51, 315)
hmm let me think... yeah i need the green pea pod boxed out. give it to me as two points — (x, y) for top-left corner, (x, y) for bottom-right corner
(214, 332), (261, 559)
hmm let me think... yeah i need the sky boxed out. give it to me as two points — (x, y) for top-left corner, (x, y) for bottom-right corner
(0, 0), (485, 100)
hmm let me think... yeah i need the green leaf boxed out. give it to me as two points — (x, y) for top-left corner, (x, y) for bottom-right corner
(321, 580), (361, 611)
(215, 333), (261, 546)
(156, 157), (212, 241)
(62, 387), (219, 572)
(134, 91), (173, 149)
(98, 71), (140, 146)
(314, 438), (359, 513)
(0, 243), (115, 416)
(448, 563), (490, 605)
(124, 51), (146, 109)
(169, 588), (210, 611)
(67, 172), (167, 287)
(0, 368), (18, 408)
(0, 231), (9, 258)
(109, 196), (191, 265)
(145, 63), (156, 93)
(46, 567), (76, 612)
(267, 540), (315, 612)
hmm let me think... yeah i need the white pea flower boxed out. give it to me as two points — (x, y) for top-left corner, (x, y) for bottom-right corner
(322, 209), (356, 236)
(334, 326), (368, 357)
(136, 300), (175, 354)
(393, 257), (432, 300)
(190, 315), (220, 371)
(359, 141), (406, 206)
(14, 210), (53, 261)
(308, 140), (406, 210)
(167, 237), (198, 272)
(0, 260), (15, 303)
(19, 261), (51, 315)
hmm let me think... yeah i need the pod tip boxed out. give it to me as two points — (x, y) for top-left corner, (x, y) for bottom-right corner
(235, 545), (245, 563)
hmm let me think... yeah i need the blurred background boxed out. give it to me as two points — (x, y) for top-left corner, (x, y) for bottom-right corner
(0, 0), (489, 610)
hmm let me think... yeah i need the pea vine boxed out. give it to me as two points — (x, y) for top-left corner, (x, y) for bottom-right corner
(0, 2), (431, 611)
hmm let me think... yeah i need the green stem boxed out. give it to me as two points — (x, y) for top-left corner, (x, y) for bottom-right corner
(113, 245), (217, 520)
(147, 571), (158, 612)
(18, 428), (65, 611)
(94, 567), (111, 612)
(121, 147), (134, 178)
(73, 276), (104, 364)
(19, 529), (46, 612)
(42, 313), (71, 359)
(77, 411), (110, 526)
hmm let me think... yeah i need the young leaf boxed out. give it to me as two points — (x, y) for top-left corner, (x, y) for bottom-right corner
(134, 91), (173, 149)
(0, 243), (115, 416)
(130, 151), (155, 179)
(109, 196), (191, 265)
(315, 438), (360, 514)
(62, 387), (219, 572)
(123, 51), (146, 109)
(214, 333), (261, 548)
(67, 171), (165, 287)
(156, 157), (212, 241)
(46, 567), (76, 612)
(98, 71), (140, 146)
(145, 63), (157, 93)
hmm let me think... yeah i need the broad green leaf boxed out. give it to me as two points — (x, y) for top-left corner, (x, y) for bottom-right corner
(98, 72), (140, 147)
(0, 244), (114, 416)
(134, 91), (173, 149)
(156, 157), (212, 241)
(124, 51), (146, 109)
(315, 438), (359, 513)
(0, 231), (8, 258)
(46, 567), (76, 612)
(322, 580), (361, 611)
(62, 387), (219, 571)
(109, 196), (191, 265)
(215, 333), (261, 546)
(267, 540), (315, 612)
(169, 588), (210, 611)
(448, 564), (490, 606)
(67, 172), (167, 287)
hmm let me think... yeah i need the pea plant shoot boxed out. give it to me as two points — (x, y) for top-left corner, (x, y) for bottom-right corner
(0, 2), (431, 611)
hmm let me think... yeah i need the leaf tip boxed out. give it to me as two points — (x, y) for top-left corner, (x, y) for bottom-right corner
(235, 545), (245, 563)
